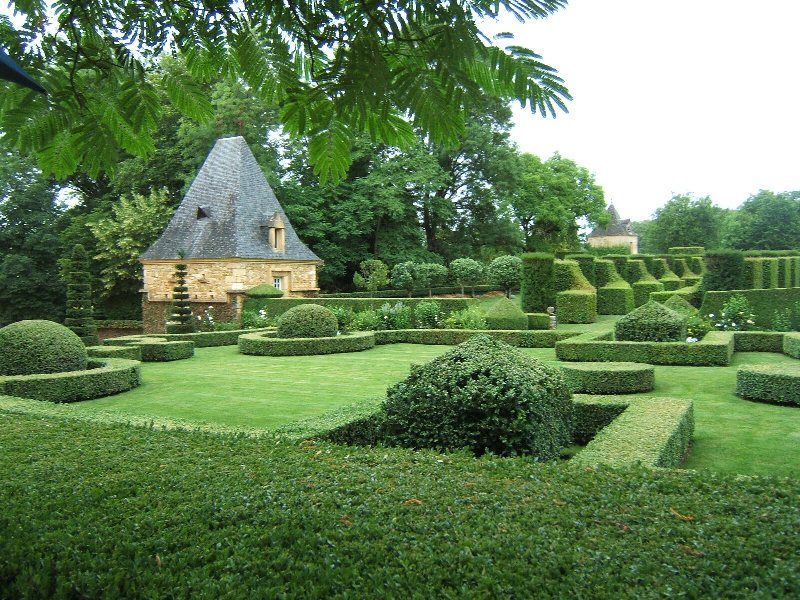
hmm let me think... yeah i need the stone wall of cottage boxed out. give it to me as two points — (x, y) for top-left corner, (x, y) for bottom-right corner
(587, 235), (639, 254)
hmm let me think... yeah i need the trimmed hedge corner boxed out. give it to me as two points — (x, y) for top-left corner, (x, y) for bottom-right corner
(736, 364), (800, 407)
(239, 331), (376, 356)
(0, 358), (140, 403)
(526, 312), (550, 330)
(783, 332), (800, 358)
(103, 337), (195, 361)
(561, 362), (655, 394)
(485, 297), (528, 330)
(87, 345), (143, 361)
(556, 290), (597, 324)
(594, 260), (634, 315)
(733, 331), (785, 353)
(520, 252), (555, 312)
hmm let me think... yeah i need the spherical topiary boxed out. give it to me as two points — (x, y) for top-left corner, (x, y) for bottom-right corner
(276, 304), (338, 339)
(484, 297), (528, 330)
(614, 300), (687, 342)
(380, 335), (574, 458)
(0, 320), (88, 376)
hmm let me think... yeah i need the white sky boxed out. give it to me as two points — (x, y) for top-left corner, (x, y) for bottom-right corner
(492, 0), (800, 221)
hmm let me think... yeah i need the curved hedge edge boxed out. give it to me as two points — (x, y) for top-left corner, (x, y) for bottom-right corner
(87, 345), (143, 361)
(572, 395), (628, 445)
(273, 397), (386, 444)
(239, 331), (376, 356)
(736, 365), (800, 407)
(572, 397), (694, 469)
(733, 331), (785, 353)
(103, 328), (274, 348)
(372, 329), (581, 348)
(561, 363), (655, 394)
(783, 332), (800, 358)
(103, 337), (194, 361)
(0, 358), (140, 403)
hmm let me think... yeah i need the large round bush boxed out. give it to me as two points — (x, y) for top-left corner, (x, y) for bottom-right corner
(0, 320), (88, 376)
(615, 301), (686, 342)
(276, 304), (338, 339)
(380, 335), (574, 458)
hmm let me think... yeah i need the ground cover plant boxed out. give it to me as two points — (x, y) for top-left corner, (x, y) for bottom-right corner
(0, 411), (798, 597)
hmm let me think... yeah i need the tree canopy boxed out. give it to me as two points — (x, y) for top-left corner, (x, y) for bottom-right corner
(723, 190), (800, 250)
(0, 0), (570, 182)
(641, 194), (725, 253)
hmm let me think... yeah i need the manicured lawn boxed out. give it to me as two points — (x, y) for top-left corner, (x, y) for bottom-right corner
(68, 340), (800, 477)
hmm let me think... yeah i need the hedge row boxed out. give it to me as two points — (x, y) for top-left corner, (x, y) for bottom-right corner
(732, 331), (785, 353)
(238, 331), (376, 356)
(520, 253), (555, 312)
(649, 285), (701, 307)
(701, 287), (800, 329)
(0, 358), (140, 403)
(372, 329), (577, 348)
(743, 257), (800, 289)
(570, 395), (628, 445)
(86, 345), (143, 361)
(560, 362), (655, 394)
(104, 337), (195, 361)
(556, 290), (597, 324)
(572, 396), (694, 468)
(95, 320), (143, 330)
(783, 332), (800, 358)
(319, 285), (503, 298)
(736, 365), (800, 407)
(555, 329), (734, 366)
(245, 298), (476, 319)
(526, 312), (550, 330)
(594, 260), (634, 315)
(668, 246), (704, 255)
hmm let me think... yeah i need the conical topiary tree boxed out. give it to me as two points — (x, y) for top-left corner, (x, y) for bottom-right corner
(64, 244), (99, 346)
(166, 261), (195, 334)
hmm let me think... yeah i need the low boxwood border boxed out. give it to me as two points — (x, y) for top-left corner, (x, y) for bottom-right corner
(239, 331), (376, 356)
(555, 328), (734, 366)
(526, 313), (550, 330)
(105, 328), (273, 348)
(733, 331), (785, 353)
(104, 337), (195, 361)
(783, 332), (800, 358)
(372, 329), (579, 348)
(87, 345), (142, 361)
(0, 358), (141, 403)
(245, 298), (476, 319)
(561, 362), (655, 394)
(736, 365), (800, 407)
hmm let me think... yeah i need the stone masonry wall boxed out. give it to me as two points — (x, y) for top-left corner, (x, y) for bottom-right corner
(588, 235), (638, 254)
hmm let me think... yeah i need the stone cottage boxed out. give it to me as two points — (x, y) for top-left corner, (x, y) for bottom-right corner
(140, 136), (322, 333)
(587, 204), (639, 253)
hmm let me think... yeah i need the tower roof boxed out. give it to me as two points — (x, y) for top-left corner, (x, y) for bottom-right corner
(588, 203), (636, 238)
(141, 136), (320, 262)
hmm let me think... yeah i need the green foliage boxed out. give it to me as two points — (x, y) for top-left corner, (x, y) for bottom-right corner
(701, 250), (746, 292)
(320, 285), (501, 299)
(64, 244), (99, 345)
(526, 313), (551, 330)
(685, 315), (712, 341)
(484, 297), (528, 330)
(561, 363), (654, 395)
(448, 258), (484, 296)
(594, 260), (634, 316)
(441, 307), (487, 330)
(653, 258), (682, 290)
(166, 263), (194, 334)
(353, 260), (390, 292)
(604, 254), (629, 281)
(724, 190), (800, 250)
(328, 306), (355, 333)
(553, 259), (594, 293)
(414, 263), (449, 296)
(736, 365), (800, 407)
(239, 331), (376, 356)
(0, 319), (88, 376)
(276, 304), (338, 339)
(556, 290), (597, 324)
(644, 195), (723, 253)
(564, 254), (596, 286)
(700, 288), (800, 330)
(105, 328), (271, 349)
(487, 255), (522, 296)
(245, 284), (284, 299)
(625, 259), (664, 307)
(586, 245), (631, 256)
(0, 358), (139, 402)
(520, 252), (555, 312)
(663, 294), (699, 317)
(783, 332), (800, 358)
(390, 262), (416, 295)
(669, 246), (705, 255)
(772, 308), (792, 332)
(135, 340), (195, 362)
(615, 301), (687, 342)
(377, 302), (413, 330)
(413, 301), (443, 329)
(374, 329), (568, 348)
(650, 286), (701, 308)
(351, 309), (381, 332)
(381, 336), (573, 458)
(733, 332), (785, 353)
(87, 345), (143, 362)
(711, 294), (756, 331)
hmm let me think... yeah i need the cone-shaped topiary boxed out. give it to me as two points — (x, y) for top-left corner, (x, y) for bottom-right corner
(615, 300), (687, 342)
(166, 262), (195, 334)
(380, 335), (574, 458)
(626, 259), (665, 306)
(652, 258), (683, 291)
(64, 244), (99, 346)
(0, 320), (87, 376)
(663, 294), (699, 318)
(484, 297), (528, 330)
(277, 304), (338, 338)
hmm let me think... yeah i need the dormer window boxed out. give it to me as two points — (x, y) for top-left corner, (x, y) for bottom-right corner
(265, 211), (285, 252)
(196, 206), (209, 219)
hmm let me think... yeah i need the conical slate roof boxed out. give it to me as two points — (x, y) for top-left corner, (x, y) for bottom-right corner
(588, 203), (636, 238)
(141, 136), (320, 261)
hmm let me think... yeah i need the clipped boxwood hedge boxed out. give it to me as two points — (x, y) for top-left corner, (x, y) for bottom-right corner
(783, 332), (800, 358)
(87, 345), (143, 361)
(245, 284), (284, 298)
(649, 285), (701, 307)
(319, 285), (502, 299)
(526, 312), (550, 330)
(239, 331), (376, 356)
(594, 260), (634, 315)
(615, 301), (686, 342)
(561, 362), (655, 394)
(103, 337), (194, 361)
(246, 298), (475, 319)
(520, 252), (555, 312)
(484, 297), (528, 330)
(733, 331), (785, 353)
(701, 287), (800, 329)
(736, 364), (800, 407)
(372, 329), (577, 348)
(556, 290), (597, 324)
(572, 396), (694, 468)
(0, 358), (140, 403)
(103, 328), (272, 349)
(668, 246), (704, 255)
(626, 260), (664, 306)
(0, 320), (88, 376)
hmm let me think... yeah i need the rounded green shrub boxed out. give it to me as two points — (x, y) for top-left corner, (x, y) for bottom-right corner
(245, 284), (284, 298)
(484, 297), (528, 330)
(614, 301), (687, 342)
(0, 320), (88, 376)
(276, 304), (338, 338)
(381, 335), (574, 458)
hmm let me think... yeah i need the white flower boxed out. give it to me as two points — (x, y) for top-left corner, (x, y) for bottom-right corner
(686, 336), (699, 343)
(708, 313), (715, 318)
(747, 319), (754, 324)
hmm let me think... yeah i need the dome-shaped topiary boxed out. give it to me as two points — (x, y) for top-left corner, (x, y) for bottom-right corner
(614, 300), (687, 342)
(0, 320), (88, 376)
(380, 335), (574, 458)
(276, 304), (338, 338)
(484, 297), (528, 330)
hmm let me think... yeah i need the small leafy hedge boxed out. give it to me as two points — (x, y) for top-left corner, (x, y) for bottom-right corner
(615, 301), (686, 342)
(103, 337), (195, 361)
(556, 290), (597, 324)
(246, 297), (475, 319)
(276, 304), (338, 338)
(372, 329), (577, 348)
(0, 358), (140, 403)
(245, 284), (284, 298)
(736, 364), (800, 407)
(701, 288), (800, 329)
(239, 331), (376, 356)
(104, 328), (272, 349)
(783, 332), (800, 358)
(561, 363), (655, 394)
(95, 320), (143, 330)
(668, 246), (704, 255)
(87, 345), (143, 361)
(484, 297), (528, 330)
(0, 320), (87, 376)
(319, 285), (502, 298)
(733, 331), (785, 353)
(526, 312), (550, 330)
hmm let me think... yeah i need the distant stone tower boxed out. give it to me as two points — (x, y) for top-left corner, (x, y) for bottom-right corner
(587, 204), (638, 253)
(140, 136), (322, 333)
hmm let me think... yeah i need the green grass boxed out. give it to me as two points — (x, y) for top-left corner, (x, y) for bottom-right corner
(1, 412), (797, 597)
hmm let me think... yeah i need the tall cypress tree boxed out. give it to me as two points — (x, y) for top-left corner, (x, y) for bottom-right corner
(166, 261), (195, 333)
(65, 244), (99, 345)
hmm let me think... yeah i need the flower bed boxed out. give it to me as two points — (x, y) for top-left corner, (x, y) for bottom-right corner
(372, 329), (578, 348)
